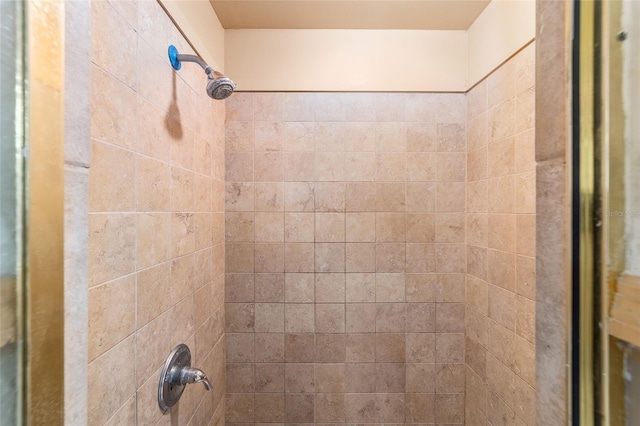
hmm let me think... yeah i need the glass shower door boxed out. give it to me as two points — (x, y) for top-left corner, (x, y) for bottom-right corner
(0, 0), (24, 424)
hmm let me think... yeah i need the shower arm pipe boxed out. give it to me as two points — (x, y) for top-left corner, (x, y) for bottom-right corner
(175, 53), (215, 77)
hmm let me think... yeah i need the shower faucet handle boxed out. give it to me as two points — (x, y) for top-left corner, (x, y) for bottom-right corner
(177, 366), (212, 391)
(158, 344), (212, 412)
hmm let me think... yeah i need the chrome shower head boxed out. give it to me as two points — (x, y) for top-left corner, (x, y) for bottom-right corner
(168, 45), (236, 100)
(206, 71), (236, 100)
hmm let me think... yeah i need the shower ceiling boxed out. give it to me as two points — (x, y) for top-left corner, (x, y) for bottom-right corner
(209, 0), (491, 30)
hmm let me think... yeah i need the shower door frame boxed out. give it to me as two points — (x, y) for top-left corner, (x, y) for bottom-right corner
(574, 0), (634, 424)
(22, 1), (66, 423)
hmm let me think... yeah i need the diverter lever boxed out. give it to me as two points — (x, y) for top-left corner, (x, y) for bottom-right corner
(158, 344), (211, 412)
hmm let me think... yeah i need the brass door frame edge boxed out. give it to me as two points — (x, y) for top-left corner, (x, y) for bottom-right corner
(576, 0), (599, 424)
(25, 1), (65, 424)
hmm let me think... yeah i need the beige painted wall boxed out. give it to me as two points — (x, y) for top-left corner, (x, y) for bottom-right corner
(466, 0), (536, 87)
(162, 0), (535, 92)
(226, 29), (467, 92)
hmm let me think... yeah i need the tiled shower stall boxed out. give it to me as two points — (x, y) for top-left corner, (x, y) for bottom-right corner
(86, 1), (535, 423)
(224, 91), (468, 423)
(223, 42), (535, 426)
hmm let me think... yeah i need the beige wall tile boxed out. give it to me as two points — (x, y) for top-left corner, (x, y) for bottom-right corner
(345, 182), (376, 211)
(315, 243), (345, 272)
(467, 180), (488, 213)
(437, 182), (466, 212)
(345, 363), (376, 392)
(226, 93), (254, 122)
(466, 275), (488, 315)
(88, 275), (136, 361)
(375, 363), (406, 392)
(406, 333), (436, 363)
(90, 65), (137, 150)
(488, 285), (516, 331)
(89, 141), (135, 212)
(516, 255), (536, 300)
(437, 123), (466, 152)
(284, 121), (315, 151)
(406, 274), (436, 302)
(171, 212), (195, 257)
(137, 263), (171, 328)
(435, 393), (465, 423)
(315, 213), (345, 242)
(285, 182), (315, 212)
(407, 363), (436, 393)
(516, 87), (536, 133)
(345, 273), (376, 302)
(225, 152), (253, 182)
(284, 152), (315, 182)
(135, 37), (173, 112)
(88, 214), (136, 287)
(346, 334), (376, 362)
(169, 253), (195, 304)
(254, 93), (283, 121)
(344, 123), (376, 153)
(88, 337), (136, 425)
(255, 273), (283, 302)
(345, 152), (376, 181)
(315, 304), (345, 333)
(467, 113), (489, 152)
(406, 182), (436, 212)
(255, 303), (285, 332)
(136, 213), (171, 269)
(376, 213), (406, 242)
(436, 333), (464, 363)
(315, 182), (346, 212)
(345, 243), (376, 272)
(255, 121), (284, 152)
(315, 122), (346, 151)
(437, 152), (466, 182)
(467, 80), (488, 120)
(375, 152), (406, 181)
(515, 128), (536, 173)
(346, 303), (376, 332)
(170, 127), (195, 172)
(255, 182), (284, 212)
(376, 303), (406, 332)
(285, 304), (315, 332)
(315, 333), (346, 362)
(136, 155), (170, 212)
(170, 167), (194, 212)
(135, 96), (171, 162)
(406, 122), (438, 152)
(467, 147), (488, 182)
(488, 137), (516, 178)
(406, 243), (437, 273)
(343, 93), (376, 122)
(226, 121), (255, 152)
(255, 243), (284, 272)
(315, 273), (346, 303)
(285, 273), (315, 303)
(135, 312), (171, 389)
(255, 152), (284, 182)
(284, 394), (314, 422)
(436, 213), (466, 243)
(255, 212), (284, 242)
(437, 273), (465, 303)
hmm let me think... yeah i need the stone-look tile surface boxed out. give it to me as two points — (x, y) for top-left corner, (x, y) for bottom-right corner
(88, 1), (225, 425)
(464, 43), (537, 426)
(225, 92), (468, 424)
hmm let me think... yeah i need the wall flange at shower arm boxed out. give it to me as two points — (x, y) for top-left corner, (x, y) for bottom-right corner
(168, 45), (236, 100)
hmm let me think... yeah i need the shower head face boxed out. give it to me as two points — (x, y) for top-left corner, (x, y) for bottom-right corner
(206, 72), (236, 100)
